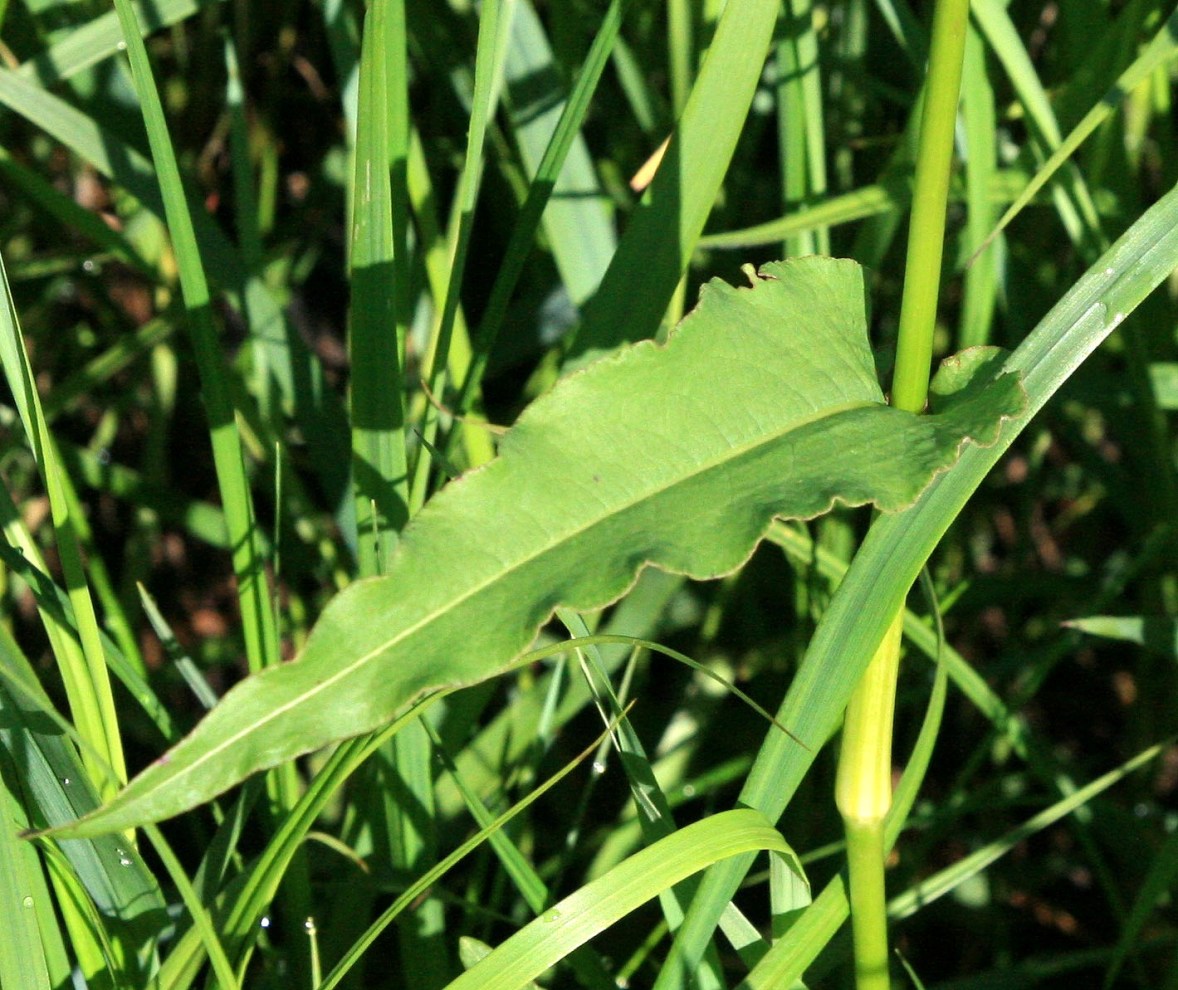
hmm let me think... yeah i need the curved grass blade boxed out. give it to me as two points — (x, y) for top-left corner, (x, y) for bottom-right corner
(51, 257), (1025, 837)
(444, 809), (790, 990)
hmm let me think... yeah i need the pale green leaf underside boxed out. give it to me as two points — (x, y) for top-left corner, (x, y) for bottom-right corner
(56, 256), (1025, 837)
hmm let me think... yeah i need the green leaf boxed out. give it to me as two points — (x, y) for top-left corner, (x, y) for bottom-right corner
(51, 256), (1025, 837)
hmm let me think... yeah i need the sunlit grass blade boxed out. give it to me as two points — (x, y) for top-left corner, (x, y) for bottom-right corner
(565, 0), (781, 367)
(971, 0), (1104, 256)
(0, 753), (56, 990)
(700, 171), (1030, 250)
(17, 0), (206, 85)
(958, 23), (1000, 348)
(111, 0), (278, 676)
(0, 249), (125, 792)
(349, 0), (409, 573)
(409, 0), (512, 506)
(446, 810), (792, 990)
(776, 0), (829, 257)
(733, 586), (948, 989)
(0, 526), (175, 743)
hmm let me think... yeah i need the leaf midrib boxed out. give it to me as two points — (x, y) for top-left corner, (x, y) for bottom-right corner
(118, 396), (883, 811)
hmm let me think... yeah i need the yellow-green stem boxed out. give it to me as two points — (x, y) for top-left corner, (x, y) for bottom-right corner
(837, 0), (971, 986)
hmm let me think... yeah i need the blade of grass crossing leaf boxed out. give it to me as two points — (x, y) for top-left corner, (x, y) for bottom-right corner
(350, 0), (409, 574)
(564, 0), (781, 367)
(0, 250), (125, 793)
(111, 0), (278, 677)
(423, 721), (618, 990)
(557, 612), (740, 987)
(351, 6), (445, 983)
(655, 180), (1178, 990)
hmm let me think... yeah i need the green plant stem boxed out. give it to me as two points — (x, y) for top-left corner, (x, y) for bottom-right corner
(837, 0), (971, 986)
(843, 819), (890, 990)
(891, 0), (971, 416)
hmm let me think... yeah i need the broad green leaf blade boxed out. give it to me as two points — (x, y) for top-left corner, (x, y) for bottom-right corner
(53, 256), (1025, 837)
(443, 809), (790, 990)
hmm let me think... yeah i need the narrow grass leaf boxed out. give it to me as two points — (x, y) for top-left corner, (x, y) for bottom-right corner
(317, 708), (624, 990)
(111, 0), (278, 674)
(17, 0), (210, 85)
(566, 0), (781, 366)
(889, 741), (1169, 920)
(970, 7), (1178, 265)
(51, 257), (1026, 837)
(0, 752), (54, 990)
(349, 0), (409, 572)
(0, 248), (125, 790)
(443, 810), (791, 990)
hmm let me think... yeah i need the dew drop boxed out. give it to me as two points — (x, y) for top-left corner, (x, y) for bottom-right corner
(1104, 267), (1115, 276)
(22, 895), (33, 909)
(81, 259), (96, 273)
(116, 40), (127, 51)
(304, 917), (316, 933)
(681, 784), (696, 798)
(591, 760), (606, 776)
(541, 908), (562, 924)
(61, 777), (70, 786)
(116, 848), (132, 867)
(259, 916), (271, 929)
